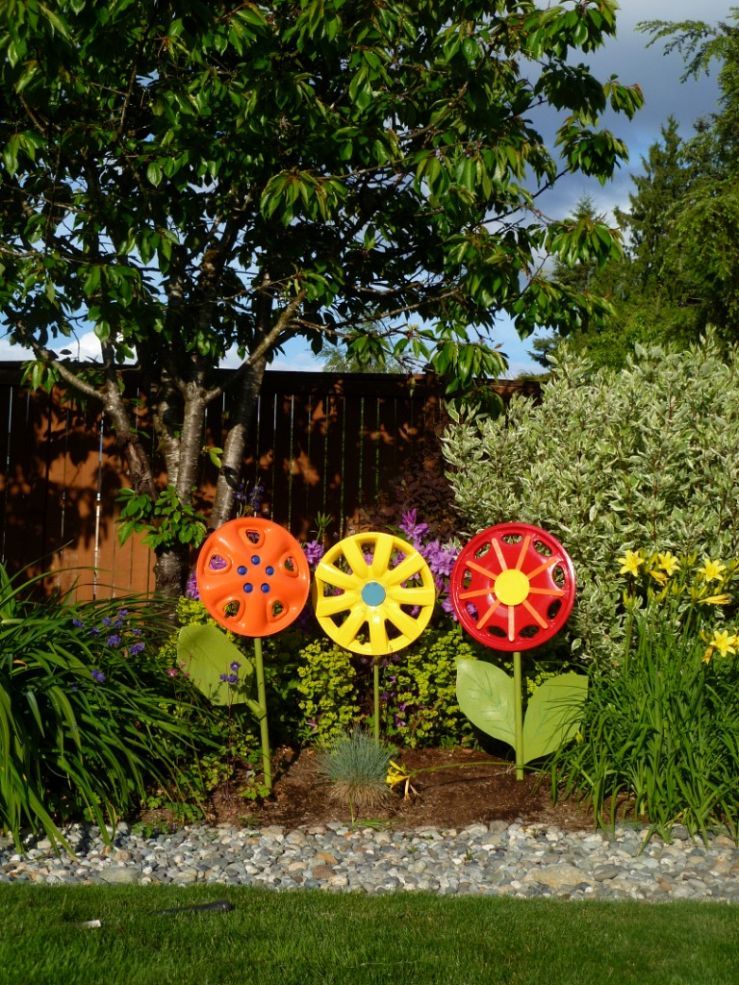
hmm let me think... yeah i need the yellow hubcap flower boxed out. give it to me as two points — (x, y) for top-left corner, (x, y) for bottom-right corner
(312, 532), (435, 656)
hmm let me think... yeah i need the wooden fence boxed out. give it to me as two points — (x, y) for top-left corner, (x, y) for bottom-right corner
(0, 365), (539, 598)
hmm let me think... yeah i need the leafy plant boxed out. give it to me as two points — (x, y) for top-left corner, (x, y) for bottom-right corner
(444, 334), (739, 664)
(0, 567), (207, 849)
(552, 603), (739, 842)
(117, 486), (207, 552)
(318, 729), (393, 822)
(295, 638), (361, 746)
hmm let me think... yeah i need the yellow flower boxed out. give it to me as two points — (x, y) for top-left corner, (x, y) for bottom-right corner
(698, 558), (727, 583)
(706, 629), (737, 658)
(702, 646), (714, 664)
(386, 760), (417, 800)
(650, 569), (668, 586)
(618, 550), (644, 577)
(700, 593), (732, 606)
(657, 553), (680, 576)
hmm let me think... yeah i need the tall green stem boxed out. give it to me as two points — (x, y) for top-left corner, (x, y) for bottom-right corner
(513, 650), (524, 780)
(373, 660), (380, 744)
(253, 637), (272, 793)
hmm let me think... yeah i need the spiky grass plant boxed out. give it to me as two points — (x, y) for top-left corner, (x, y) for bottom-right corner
(0, 565), (209, 850)
(318, 729), (393, 822)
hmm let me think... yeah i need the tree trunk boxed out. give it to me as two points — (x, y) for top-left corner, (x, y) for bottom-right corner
(210, 357), (266, 529)
(154, 545), (190, 602)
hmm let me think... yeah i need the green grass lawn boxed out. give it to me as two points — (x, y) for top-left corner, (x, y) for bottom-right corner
(1, 885), (736, 985)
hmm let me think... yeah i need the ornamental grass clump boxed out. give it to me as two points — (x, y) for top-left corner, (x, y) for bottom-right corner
(318, 729), (393, 822)
(0, 566), (208, 850)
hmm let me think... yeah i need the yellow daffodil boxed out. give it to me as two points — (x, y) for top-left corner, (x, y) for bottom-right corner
(706, 629), (737, 658)
(618, 549), (644, 577)
(657, 553), (680, 576)
(698, 558), (726, 583)
(699, 593), (732, 606)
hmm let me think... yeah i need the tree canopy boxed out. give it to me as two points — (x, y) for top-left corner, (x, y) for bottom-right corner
(540, 9), (739, 369)
(0, 0), (642, 593)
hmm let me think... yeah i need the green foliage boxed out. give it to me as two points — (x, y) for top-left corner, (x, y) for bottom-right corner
(295, 637), (361, 746)
(117, 486), (207, 552)
(553, 608), (739, 842)
(177, 623), (254, 707)
(444, 335), (739, 664)
(456, 660), (587, 763)
(0, 568), (207, 849)
(317, 728), (392, 820)
(382, 624), (478, 748)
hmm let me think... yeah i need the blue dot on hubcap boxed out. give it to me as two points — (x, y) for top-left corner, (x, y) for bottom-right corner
(361, 581), (386, 606)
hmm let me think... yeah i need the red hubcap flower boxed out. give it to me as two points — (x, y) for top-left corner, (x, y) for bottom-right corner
(450, 523), (575, 651)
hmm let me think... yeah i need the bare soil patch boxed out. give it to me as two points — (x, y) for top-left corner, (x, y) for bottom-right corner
(206, 746), (596, 831)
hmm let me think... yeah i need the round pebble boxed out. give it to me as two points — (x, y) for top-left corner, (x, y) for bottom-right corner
(1, 822), (736, 900)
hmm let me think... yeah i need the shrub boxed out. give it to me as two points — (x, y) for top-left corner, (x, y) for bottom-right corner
(294, 636), (361, 746)
(0, 568), (206, 848)
(443, 334), (739, 662)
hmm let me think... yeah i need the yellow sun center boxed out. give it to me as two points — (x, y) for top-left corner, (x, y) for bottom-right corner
(494, 568), (530, 606)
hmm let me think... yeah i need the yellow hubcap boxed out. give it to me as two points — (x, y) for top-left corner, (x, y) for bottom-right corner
(494, 568), (530, 606)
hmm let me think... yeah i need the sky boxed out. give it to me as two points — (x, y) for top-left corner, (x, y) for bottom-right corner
(0, 1), (730, 373)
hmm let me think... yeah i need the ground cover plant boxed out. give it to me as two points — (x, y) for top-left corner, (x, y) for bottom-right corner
(1, 885), (737, 985)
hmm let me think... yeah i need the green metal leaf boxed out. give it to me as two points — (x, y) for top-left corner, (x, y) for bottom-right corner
(522, 672), (588, 763)
(177, 624), (254, 707)
(456, 659), (515, 749)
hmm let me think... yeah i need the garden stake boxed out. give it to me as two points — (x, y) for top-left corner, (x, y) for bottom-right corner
(253, 637), (272, 792)
(373, 661), (381, 743)
(513, 650), (524, 780)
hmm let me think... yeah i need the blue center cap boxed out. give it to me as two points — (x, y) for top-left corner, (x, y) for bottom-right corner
(361, 581), (386, 606)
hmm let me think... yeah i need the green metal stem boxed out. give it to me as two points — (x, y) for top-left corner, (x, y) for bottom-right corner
(513, 650), (524, 780)
(253, 637), (272, 794)
(373, 660), (380, 743)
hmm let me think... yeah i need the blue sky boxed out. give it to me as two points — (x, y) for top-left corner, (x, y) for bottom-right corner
(0, 1), (728, 374)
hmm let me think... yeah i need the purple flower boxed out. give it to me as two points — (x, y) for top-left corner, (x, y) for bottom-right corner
(400, 508), (429, 548)
(106, 634), (122, 647)
(303, 540), (325, 567)
(129, 642), (145, 656)
(101, 617), (112, 628)
(219, 673), (239, 685)
(91, 668), (106, 684)
(185, 570), (200, 600)
(248, 480), (265, 513)
(72, 618), (84, 628)
(116, 608), (129, 618)
(229, 661), (241, 672)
